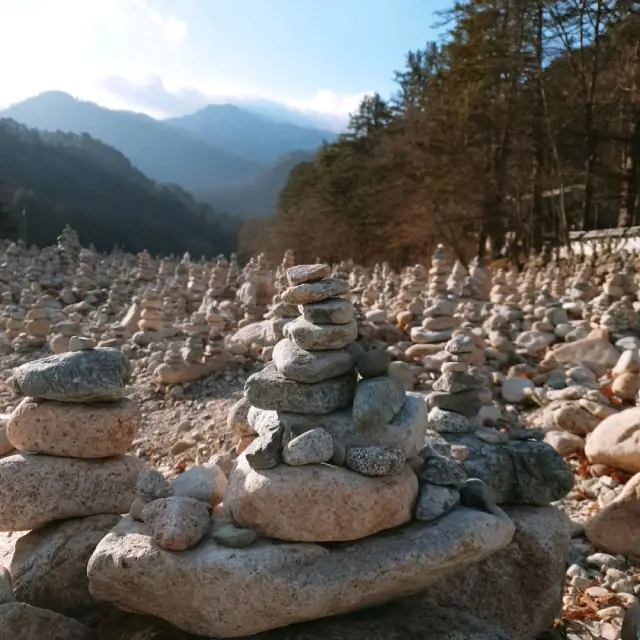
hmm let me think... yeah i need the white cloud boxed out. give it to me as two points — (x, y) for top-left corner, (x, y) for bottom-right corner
(284, 90), (366, 118)
(0, 0), (187, 108)
(0, 0), (359, 129)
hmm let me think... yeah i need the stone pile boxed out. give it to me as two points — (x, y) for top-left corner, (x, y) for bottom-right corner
(0, 345), (145, 632)
(82, 264), (550, 638)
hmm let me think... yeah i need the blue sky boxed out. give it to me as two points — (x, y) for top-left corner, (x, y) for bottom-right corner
(0, 0), (452, 127)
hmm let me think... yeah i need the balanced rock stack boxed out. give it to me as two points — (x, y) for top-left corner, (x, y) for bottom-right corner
(1, 345), (145, 532)
(231, 264), (433, 542)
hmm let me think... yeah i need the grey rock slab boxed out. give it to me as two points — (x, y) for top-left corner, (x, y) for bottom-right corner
(428, 390), (481, 417)
(443, 435), (574, 505)
(273, 339), (355, 383)
(249, 392), (428, 457)
(245, 421), (284, 470)
(354, 349), (391, 378)
(0, 453), (145, 531)
(245, 363), (356, 414)
(300, 298), (354, 325)
(410, 327), (454, 344)
(136, 470), (174, 501)
(268, 604), (512, 640)
(283, 317), (358, 351)
(432, 371), (485, 394)
(428, 406), (475, 433)
(416, 484), (460, 521)
(0, 567), (12, 605)
(281, 279), (350, 305)
(141, 497), (211, 551)
(446, 334), (475, 354)
(210, 523), (258, 548)
(352, 374), (405, 430)
(286, 263), (331, 286)
(1, 514), (120, 616)
(0, 603), (91, 640)
(12, 347), (130, 402)
(86, 508), (516, 637)
(283, 428), (334, 465)
(421, 506), (571, 640)
(419, 453), (467, 487)
(345, 446), (405, 476)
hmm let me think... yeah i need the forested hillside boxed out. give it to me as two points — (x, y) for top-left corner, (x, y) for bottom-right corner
(0, 119), (237, 256)
(264, 0), (640, 267)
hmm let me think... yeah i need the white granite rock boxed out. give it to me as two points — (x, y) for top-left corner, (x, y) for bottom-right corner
(87, 508), (515, 637)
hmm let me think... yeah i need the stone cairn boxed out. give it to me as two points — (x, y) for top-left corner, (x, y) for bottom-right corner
(0, 344), (145, 635)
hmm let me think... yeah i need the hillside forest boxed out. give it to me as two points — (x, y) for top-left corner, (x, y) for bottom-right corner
(256, 0), (640, 268)
(0, 120), (237, 256)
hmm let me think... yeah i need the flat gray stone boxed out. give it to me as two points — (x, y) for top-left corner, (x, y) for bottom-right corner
(353, 374), (405, 429)
(419, 453), (467, 487)
(0, 514), (120, 615)
(281, 279), (349, 305)
(245, 364), (356, 415)
(354, 349), (391, 378)
(300, 298), (354, 325)
(245, 421), (283, 470)
(249, 391), (427, 457)
(0, 454), (145, 531)
(273, 339), (354, 384)
(428, 391), (481, 417)
(427, 407), (474, 433)
(284, 317), (358, 351)
(444, 435), (574, 505)
(141, 497), (211, 551)
(416, 484), (460, 521)
(0, 603), (91, 640)
(12, 347), (130, 402)
(87, 508), (516, 637)
(432, 371), (485, 394)
(286, 264), (331, 286)
(410, 327), (454, 344)
(283, 428), (334, 466)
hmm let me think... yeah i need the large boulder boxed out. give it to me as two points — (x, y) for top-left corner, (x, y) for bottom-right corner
(7, 397), (140, 458)
(445, 436), (574, 505)
(0, 603), (91, 640)
(225, 455), (418, 542)
(11, 347), (130, 402)
(585, 471), (640, 556)
(263, 604), (511, 640)
(87, 508), (515, 637)
(421, 506), (571, 640)
(585, 407), (640, 473)
(544, 338), (620, 376)
(0, 515), (119, 615)
(0, 453), (144, 531)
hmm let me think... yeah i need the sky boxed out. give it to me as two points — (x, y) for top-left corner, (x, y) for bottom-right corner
(0, 0), (452, 129)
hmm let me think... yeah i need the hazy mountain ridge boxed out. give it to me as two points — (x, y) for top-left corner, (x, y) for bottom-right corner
(0, 117), (237, 256)
(197, 149), (316, 218)
(0, 92), (335, 202)
(166, 104), (335, 165)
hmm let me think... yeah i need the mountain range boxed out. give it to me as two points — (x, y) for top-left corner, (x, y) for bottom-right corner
(0, 91), (336, 216)
(0, 118), (237, 256)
